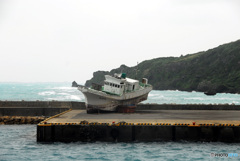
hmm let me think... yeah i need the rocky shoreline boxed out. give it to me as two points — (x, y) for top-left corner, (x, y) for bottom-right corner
(0, 116), (47, 125)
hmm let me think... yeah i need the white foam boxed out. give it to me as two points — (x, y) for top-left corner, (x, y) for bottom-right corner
(38, 91), (56, 96)
(184, 97), (204, 100)
(232, 101), (239, 104)
(58, 92), (70, 96)
(67, 95), (82, 100)
(45, 94), (83, 101)
(151, 95), (165, 99)
(51, 87), (74, 90)
(149, 93), (157, 97)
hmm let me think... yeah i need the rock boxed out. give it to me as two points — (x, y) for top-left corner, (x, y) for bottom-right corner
(72, 81), (78, 87)
(204, 90), (216, 96)
(197, 80), (218, 95)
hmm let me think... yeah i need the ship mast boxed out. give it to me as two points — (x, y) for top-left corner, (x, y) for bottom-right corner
(135, 62), (138, 79)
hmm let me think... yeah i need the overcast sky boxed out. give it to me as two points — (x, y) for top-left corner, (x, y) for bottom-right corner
(0, 0), (240, 83)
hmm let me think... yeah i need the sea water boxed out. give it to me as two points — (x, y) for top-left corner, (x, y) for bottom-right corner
(0, 125), (239, 161)
(0, 82), (240, 105)
(0, 82), (240, 161)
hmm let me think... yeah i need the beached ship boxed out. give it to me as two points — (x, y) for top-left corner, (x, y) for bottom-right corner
(77, 73), (152, 113)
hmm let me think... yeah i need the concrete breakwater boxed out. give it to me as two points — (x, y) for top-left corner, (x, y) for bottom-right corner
(0, 101), (85, 109)
(37, 123), (240, 143)
(0, 107), (70, 117)
(2, 101), (240, 142)
(0, 101), (84, 124)
(1, 101), (240, 117)
(0, 101), (85, 116)
(1, 101), (240, 113)
(0, 116), (46, 125)
(137, 103), (240, 110)
(1, 101), (240, 125)
(37, 109), (240, 143)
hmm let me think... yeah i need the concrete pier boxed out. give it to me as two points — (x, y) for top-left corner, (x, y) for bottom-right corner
(1, 101), (239, 142)
(37, 109), (240, 143)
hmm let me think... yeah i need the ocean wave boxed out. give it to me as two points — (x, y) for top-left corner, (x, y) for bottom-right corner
(184, 97), (205, 100)
(46, 95), (83, 101)
(38, 91), (56, 96)
(148, 93), (164, 97)
(67, 95), (82, 100)
(51, 87), (74, 90)
(232, 101), (239, 104)
(213, 97), (240, 100)
(2, 82), (240, 104)
(58, 92), (71, 96)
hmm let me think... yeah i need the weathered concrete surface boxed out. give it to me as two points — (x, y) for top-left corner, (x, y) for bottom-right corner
(37, 124), (240, 143)
(0, 101), (85, 109)
(0, 107), (69, 117)
(0, 101), (85, 116)
(137, 104), (240, 110)
(37, 109), (240, 143)
(1, 101), (240, 117)
(1, 101), (240, 111)
(46, 110), (240, 125)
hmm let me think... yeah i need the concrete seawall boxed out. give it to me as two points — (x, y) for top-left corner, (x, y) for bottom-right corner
(37, 124), (240, 143)
(1, 101), (240, 117)
(0, 101), (85, 116)
(37, 109), (240, 143)
(2, 101), (239, 142)
(1, 101), (240, 116)
(137, 104), (240, 110)
(0, 107), (70, 117)
(0, 101), (85, 109)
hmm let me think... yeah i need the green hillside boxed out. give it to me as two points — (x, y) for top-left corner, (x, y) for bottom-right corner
(85, 39), (240, 93)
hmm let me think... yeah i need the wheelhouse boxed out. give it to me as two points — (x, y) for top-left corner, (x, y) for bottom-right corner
(102, 73), (140, 95)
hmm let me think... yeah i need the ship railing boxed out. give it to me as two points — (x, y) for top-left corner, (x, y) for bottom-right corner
(90, 83), (102, 91)
(139, 82), (151, 87)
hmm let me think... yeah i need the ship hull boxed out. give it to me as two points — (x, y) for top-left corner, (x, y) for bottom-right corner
(78, 85), (152, 113)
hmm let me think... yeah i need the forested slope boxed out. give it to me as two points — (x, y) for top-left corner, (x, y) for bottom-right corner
(85, 39), (240, 93)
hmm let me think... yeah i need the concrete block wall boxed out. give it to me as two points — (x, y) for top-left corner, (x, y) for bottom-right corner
(0, 101), (85, 108)
(37, 124), (240, 143)
(0, 107), (69, 117)
(0, 101), (85, 116)
(136, 104), (240, 110)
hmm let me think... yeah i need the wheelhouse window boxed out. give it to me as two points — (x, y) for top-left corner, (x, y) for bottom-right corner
(106, 82), (122, 88)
